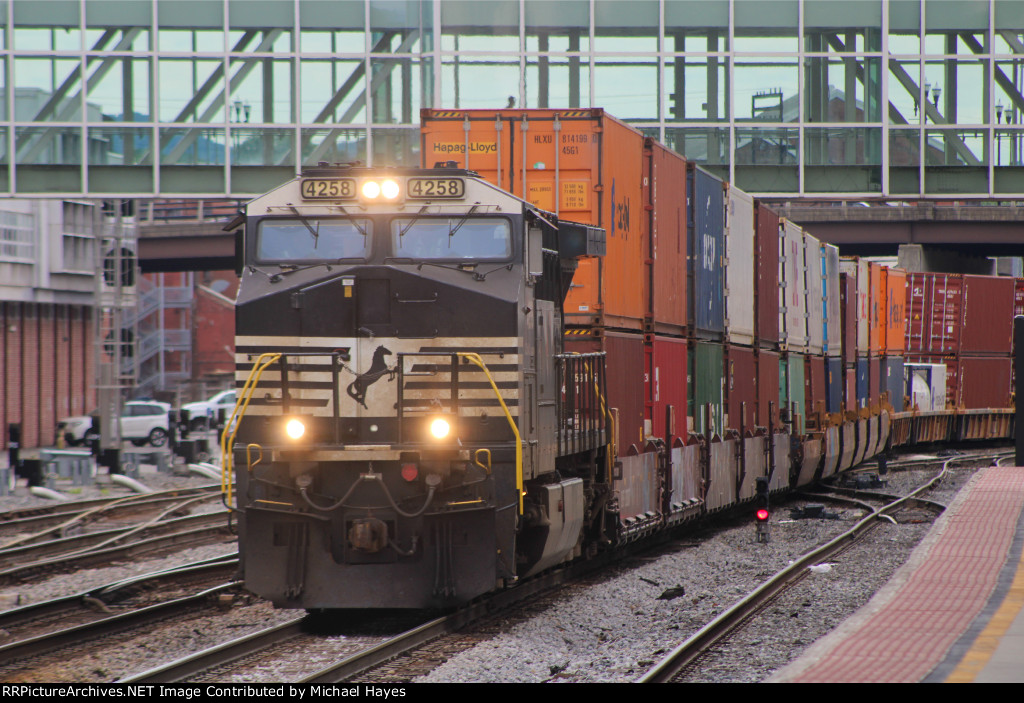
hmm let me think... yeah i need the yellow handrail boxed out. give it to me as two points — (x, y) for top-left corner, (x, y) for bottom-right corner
(583, 358), (616, 482)
(456, 352), (524, 514)
(221, 352), (282, 506)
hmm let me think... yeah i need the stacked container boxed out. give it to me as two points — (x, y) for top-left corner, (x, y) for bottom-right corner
(421, 109), (692, 453)
(905, 273), (1015, 409)
(822, 245), (843, 414)
(724, 186), (758, 432)
(753, 202), (781, 429)
(840, 257), (873, 410)
(880, 267), (907, 410)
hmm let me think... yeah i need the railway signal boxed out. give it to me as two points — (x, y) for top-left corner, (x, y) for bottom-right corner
(755, 477), (770, 543)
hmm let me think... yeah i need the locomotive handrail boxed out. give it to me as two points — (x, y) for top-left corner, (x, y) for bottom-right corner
(456, 352), (524, 514)
(220, 352), (282, 506)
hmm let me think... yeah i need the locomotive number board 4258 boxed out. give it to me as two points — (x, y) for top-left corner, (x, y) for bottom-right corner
(407, 177), (465, 199)
(300, 178), (357, 200)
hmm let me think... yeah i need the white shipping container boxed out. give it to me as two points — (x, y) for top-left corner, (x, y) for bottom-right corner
(823, 244), (842, 358)
(725, 186), (756, 346)
(905, 363), (948, 411)
(840, 257), (870, 355)
(780, 219), (808, 352)
(804, 232), (824, 355)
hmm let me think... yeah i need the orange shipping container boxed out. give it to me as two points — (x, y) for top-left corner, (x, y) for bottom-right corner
(420, 108), (680, 332)
(883, 268), (907, 354)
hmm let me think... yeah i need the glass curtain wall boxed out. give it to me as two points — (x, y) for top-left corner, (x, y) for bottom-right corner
(1, 0), (1023, 197)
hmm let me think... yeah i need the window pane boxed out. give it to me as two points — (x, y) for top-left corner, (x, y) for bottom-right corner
(734, 59), (798, 121)
(441, 0), (519, 51)
(229, 58), (294, 124)
(300, 60), (366, 123)
(370, 58), (422, 124)
(526, 0), (589, 52)
(442, 58), (520, 110)
(392, 217), (512, 260)
(258, 219), (371, 262)
(803, 57), (882, 123)
(593, 59), (658, 121)
(734, 0), (798, 52)
(595, 0), (659, 52)
(665, 56), (728, 121)
(301, 128), (367, 166)
(526, 57), (589, 109)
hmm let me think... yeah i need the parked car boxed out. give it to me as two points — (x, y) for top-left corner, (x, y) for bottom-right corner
(58, 400), (172, 448)
(181, 389), (237, 431)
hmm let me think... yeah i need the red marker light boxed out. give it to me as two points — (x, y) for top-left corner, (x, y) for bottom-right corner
(756, 508), (770, 522)
(401, 463), (419, 482)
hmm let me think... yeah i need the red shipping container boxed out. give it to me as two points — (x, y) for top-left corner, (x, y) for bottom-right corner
(565, 330), (646, 456)
(906, 354), (1012, 409)
(647, 335), (688, 441)
(726, 345), (757, 431)
(804, 355), (827, 418)
(754, 202), (780, 347)
(839, 273), (857, 366)
(845, 366), (857, 413)
(646, 140), (688, 335)
(755, 349), (780, 428)
(962, 275), (1014, 355)
(906, 273), (1014, 356)
(1014, 277), (1024, 317)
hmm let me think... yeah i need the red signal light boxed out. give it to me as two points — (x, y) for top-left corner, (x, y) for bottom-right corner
(401, 463), (419, 482)
(756, 508), (770, 522)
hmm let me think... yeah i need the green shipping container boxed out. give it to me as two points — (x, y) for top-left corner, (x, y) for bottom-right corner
(688, 341), (725, 436)
(780, 353), (806, 431)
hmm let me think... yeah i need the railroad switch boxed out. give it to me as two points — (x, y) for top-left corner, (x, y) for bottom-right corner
(789, 504), (839, 520)
(839, 473), (887, 489)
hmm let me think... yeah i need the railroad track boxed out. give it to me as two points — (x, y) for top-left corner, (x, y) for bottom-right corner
(0, 484), (223, 544)
(637, 455), (972, 683)
(0, 507), (234, 584)
(0, 557), (247, 682)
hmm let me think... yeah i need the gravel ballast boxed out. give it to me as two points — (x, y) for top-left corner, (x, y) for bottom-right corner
(0, 454), (995, 683)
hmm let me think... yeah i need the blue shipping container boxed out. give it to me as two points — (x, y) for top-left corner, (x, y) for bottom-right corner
(688, 166), (725, 338)
(856, 357), (869, 407)
(881, 355), (905, 411)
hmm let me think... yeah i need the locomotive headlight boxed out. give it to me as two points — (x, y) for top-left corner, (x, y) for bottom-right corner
(361, 180), (381, 199)
(359, 178), (401, 201)
(429, 417), (451, 440)
(285, 417), (306, 440)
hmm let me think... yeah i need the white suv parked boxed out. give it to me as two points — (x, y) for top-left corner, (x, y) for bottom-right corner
(59, 401), (172, 448)
(181, 390), (237, 431)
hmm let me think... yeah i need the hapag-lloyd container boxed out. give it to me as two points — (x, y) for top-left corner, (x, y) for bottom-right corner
(840, 257), (869, 356)
(755, 203), (781, 347)
(688, 165), (726, 339)
(905, 273), (1015, 355)
(421, 108), (679, 331)
(725, 187), (756, 346)
(780, 220), (808, 351)
(804, 232), (824, 355)
(823, 244), (841, 358)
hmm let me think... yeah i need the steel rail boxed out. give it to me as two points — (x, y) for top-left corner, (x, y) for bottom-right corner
(0, 486), (223, 549)
(0, 554), (237, 631)
(0, 582), (240, 666)
(638, 457), (957, 683)
(0, 513), (233, 583)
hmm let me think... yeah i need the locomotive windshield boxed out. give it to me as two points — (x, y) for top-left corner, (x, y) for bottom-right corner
(257, 218), (371, 262)
(391, 217), (511, 260)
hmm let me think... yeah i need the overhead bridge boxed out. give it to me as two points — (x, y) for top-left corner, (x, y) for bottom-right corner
(136, 199), (1024, 273)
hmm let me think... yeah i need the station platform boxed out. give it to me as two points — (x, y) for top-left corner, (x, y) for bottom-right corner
(770, 465), (1024, 683)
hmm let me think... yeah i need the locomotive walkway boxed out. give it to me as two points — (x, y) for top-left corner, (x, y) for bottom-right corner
(769, 465), (1024, 683)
